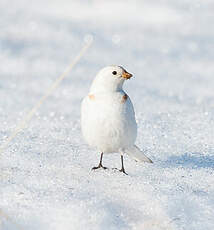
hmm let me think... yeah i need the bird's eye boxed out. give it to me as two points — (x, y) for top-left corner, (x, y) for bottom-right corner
(112, 71), (117, 75)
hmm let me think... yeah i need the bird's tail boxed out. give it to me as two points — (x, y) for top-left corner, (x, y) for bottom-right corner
(124, 145), (153, 163)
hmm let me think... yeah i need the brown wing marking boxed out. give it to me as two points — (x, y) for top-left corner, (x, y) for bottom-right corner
(88, 94), (95, 101)
(121, 94), (128, 103)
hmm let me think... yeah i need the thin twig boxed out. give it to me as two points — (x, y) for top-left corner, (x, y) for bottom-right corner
(0, 39), (93, 155)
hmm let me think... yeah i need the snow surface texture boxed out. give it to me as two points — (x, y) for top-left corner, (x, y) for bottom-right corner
(0, 0), (214, 229)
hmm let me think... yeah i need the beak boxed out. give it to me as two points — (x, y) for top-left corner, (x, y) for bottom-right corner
(122, 70), (133, 80)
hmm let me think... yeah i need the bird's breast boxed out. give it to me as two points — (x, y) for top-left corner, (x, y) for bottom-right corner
(81, 91), (137, 152)
(83, 92), (136, 127)
(87, 92), (128, 108)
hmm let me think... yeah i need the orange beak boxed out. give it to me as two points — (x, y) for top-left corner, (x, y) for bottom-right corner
(122, 70), (133, 79)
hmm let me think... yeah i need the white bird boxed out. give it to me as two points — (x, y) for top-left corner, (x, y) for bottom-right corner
(81, 65), (152, 174)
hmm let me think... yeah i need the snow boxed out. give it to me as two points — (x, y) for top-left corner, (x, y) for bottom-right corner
(0, 0), (214, 229)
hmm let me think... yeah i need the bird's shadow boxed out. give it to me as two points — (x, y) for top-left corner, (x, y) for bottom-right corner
(162, 152), (214, 169)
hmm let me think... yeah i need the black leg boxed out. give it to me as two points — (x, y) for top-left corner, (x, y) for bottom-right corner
(92, 152), (108, 170)
(119, 155), (128, 175)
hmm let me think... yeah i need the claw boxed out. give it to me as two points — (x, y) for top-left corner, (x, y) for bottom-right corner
(92, 164), (108, 170)
(92, 152), (108, 171)
(112, 167), (128, 175)
(119, 168), (128, 175)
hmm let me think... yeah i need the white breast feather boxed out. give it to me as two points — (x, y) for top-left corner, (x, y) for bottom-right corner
(81, 91), (137, 153)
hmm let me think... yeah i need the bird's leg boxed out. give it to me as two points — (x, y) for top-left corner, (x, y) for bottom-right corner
(92, 152), (108, 170)
(119, 155), (128, 175)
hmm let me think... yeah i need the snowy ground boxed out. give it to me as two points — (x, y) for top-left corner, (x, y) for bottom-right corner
(0, 0), (214, 229)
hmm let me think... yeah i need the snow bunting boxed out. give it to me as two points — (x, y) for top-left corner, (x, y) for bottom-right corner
(81, 65), (152, 174)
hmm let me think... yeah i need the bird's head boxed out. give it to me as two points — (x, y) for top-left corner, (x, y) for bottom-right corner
(90, 65), (133, 93)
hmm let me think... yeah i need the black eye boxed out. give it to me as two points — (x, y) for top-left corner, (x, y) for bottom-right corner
(112, 71), (117, 75)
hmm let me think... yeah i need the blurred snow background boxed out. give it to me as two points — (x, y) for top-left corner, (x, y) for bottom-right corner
(0, 0), (214, 229)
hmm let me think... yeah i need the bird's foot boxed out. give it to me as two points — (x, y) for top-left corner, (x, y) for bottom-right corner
(112, 168), (128, 175)
(119, 168), (128, 175)
(92, 164), (108, 170)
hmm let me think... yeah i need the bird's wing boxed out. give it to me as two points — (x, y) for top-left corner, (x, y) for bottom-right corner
(124, 145), (153, 163)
